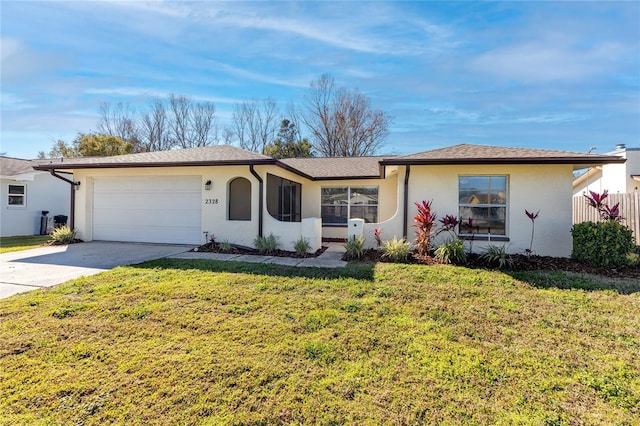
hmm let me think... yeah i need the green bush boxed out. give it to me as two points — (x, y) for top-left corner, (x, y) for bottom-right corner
(344, 236), (365, 260)
(571, 221), (634, 268)
(381, 236), (412, 263)
(434, 238), (467, 265)
(294, 237), (311, 256)
(254, 233), (279, 255)
(480, 244), (512, 269)
(51, 225), (77, 244)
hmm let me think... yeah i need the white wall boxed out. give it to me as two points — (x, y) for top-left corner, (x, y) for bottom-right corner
(0, 173), (71, 237)
(405, 164), (574, 257)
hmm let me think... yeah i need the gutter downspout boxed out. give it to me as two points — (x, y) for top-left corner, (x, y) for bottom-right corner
(249, 165), (263, 237)
(403, 165), (411, 239)
(49, 170), (77, 229)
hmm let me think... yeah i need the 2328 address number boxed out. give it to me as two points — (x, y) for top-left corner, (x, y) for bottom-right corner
(204, 199), (219, 205)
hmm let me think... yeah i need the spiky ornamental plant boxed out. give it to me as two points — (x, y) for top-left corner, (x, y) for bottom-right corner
(462, 217), (475, 254)
(439, 214), (460, 238)
(414, 200), (437, 256)
(525, 209), (539, 256)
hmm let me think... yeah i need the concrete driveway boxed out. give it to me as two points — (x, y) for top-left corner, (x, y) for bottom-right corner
(0, 242), (191, 299)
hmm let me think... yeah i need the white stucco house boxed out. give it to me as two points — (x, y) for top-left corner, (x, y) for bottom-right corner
(573, 144), (640, 196)
(1, 156), (71, 237)
(33, 144), (624, 257)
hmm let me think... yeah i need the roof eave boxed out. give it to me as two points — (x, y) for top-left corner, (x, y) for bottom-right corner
(381, 156), (626, 167)
(33, 158), (277, 171)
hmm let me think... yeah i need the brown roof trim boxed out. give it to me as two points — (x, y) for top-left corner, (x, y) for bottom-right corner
(33, 158), (277, 171)
(380, 156), (626, 166)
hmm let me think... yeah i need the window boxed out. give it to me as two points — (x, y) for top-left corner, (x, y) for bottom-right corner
(228, 177), (251, 221)
(267, 174), (301, 222)
(321, 186), (378, 225)
(8, 184), (26, 207)
(458, 176), (507, 235)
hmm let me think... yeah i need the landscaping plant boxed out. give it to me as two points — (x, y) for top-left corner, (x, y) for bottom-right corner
(434, 238), (467, 265)
(381, 236), (412, 263)
(51, 225), (77, 244)
(481, 244), (512, 269)
(219, 240), (232, 253)
(414, 200), (436, 256)
(571, 221), (634, 268)
(344, 236), (365, 260)
(373, 228), (382, 249)
(294, 237), (311, 256)
(525, 209), (539, 256)
(254, 233), (279, 255)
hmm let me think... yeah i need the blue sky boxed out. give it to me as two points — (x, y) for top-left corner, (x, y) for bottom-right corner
(1, 1), (639, 159)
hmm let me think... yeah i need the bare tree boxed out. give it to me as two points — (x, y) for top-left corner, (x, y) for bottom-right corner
(139, 98), (172, 152)
(169, 94), (192, 149)
(190, 102), (217, 147)
(301, 74), (391, 157)
(230, 98), (280, 153)
(97, 101), (140, 146)
(221, 127), (235, 145)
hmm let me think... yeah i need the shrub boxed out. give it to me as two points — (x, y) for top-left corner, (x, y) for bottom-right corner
(571, 221), (634, 268)
(254, 233), (279, 255)
(344, 236), (365, 260)
(294, 237), (311, 256)
(480, 244), (512, 269)
(434, 238), (467, 265)
(381, 236), (412, 263)
(51, 225), (77, 244)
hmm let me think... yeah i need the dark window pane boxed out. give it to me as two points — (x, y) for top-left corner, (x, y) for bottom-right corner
(8, 185), (25, 195)
(350, 206), (378, 223)
(321, 205), (348, 224)
(228, 177), (251, 221)
(8, 195), (24, 205)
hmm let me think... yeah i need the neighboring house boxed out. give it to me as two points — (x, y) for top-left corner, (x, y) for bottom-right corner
(33, 144), (623, 257)
(573, 144), (640, 196)
(1, 156), (71, 237)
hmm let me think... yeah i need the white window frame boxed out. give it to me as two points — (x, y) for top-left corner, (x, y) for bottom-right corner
(458, 175), (508, 237)
(321, 186), (379, 225)
(7, 183), (26, 208)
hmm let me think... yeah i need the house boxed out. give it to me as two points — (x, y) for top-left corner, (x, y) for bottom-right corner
(33, 144), (623, 258)
(1, 156), (71, 237)
(573, 144), (640, 196)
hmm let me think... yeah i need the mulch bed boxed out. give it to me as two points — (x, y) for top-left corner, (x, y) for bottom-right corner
(192, 242), (327, 258)
(42, 239), (84, 246)
(355, 249), (640, 279)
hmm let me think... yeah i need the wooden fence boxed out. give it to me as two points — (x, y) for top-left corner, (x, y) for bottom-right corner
(573, 193), (640, 245)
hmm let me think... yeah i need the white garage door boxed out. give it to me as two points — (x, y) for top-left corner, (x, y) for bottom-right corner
(93, 176), (201, 244)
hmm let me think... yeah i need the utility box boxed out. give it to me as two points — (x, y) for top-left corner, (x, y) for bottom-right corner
(348, 218), (364, 241)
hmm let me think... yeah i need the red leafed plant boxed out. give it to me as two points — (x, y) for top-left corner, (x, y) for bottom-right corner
(525, 209), (540, 256)
(584, 190), (622, 222)
(414, 200), (437, 255)
(373, 228), (382, 249)
(439, 214), (459, 232)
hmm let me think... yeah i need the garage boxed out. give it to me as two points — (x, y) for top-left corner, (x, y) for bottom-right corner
(93, 176), (202, 244)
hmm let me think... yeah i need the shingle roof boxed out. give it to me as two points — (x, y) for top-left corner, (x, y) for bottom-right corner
(381, 144), (626, 167)
(34, 145), (274, 170)
(278, 156), (386, 180)
(0, 156), (35, 176)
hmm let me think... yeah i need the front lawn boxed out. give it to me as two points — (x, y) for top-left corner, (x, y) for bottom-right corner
(0, 235), (51, 253)
(1, 260), (638, 425)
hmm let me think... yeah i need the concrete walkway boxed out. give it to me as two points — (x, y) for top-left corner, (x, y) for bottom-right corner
(169, 242), (348, 268)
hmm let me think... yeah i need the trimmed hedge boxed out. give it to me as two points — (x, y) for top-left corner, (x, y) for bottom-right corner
(571, 221), (634, 268)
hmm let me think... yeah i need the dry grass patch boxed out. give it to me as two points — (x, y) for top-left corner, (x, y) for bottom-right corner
(0, 260), (638, 425)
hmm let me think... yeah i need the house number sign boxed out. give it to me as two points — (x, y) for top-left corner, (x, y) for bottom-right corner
(204, 199), (219, 205)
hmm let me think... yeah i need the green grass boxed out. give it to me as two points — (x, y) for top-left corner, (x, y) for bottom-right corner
(1, 260), (638, 425)
(0, 235), (51, 253)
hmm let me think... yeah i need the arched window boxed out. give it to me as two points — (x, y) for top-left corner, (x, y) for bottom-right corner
(228, 177), (251, 221)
